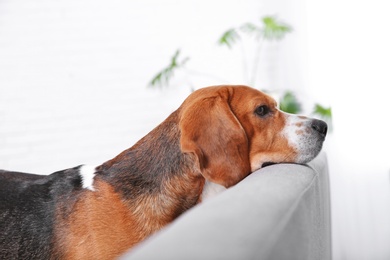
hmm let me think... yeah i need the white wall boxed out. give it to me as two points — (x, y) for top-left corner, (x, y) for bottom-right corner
(2, 0), (389, 259)
(0, 0), (302, 173)
(306, 0), (390, 259)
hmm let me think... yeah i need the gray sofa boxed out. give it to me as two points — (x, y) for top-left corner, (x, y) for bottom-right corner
(121, 152), (331, 260)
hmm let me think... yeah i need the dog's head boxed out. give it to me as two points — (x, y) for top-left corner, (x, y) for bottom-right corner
(179, 85), (327, 187)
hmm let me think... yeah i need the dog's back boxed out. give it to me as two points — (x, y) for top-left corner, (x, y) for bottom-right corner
(0, 168), (84, 259)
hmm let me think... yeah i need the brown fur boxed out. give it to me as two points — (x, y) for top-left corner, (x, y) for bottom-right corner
(51, 85), (311, 259)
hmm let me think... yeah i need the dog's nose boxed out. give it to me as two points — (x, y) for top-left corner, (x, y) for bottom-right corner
(311, 119), (328, 137)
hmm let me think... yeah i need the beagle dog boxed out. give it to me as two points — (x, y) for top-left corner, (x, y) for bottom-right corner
(0, 85), (327, 259)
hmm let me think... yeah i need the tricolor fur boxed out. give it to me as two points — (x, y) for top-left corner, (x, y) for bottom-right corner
(0, 85), (327, 259)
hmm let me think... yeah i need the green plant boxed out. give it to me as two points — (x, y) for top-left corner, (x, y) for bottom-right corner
(149, 50), (189, 88)
(148, 49), (226, 90)
(279, 91), (302, 114)
(148, 15), (332, 129)
(218, 16), (292, 86)
(149, 16), (291, 89)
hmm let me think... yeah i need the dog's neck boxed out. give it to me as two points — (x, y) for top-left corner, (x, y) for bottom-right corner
(96, 111), (205, 229)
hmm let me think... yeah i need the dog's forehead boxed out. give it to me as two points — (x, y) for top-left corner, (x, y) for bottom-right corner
(232, 86), (277, 107)
(181, 85), (277, 109)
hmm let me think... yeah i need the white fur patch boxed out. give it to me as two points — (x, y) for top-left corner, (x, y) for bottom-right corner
(281, 112), (320, 163)
(282, 113), (306, 152)
(201, 180), (227, 201)
(79, 165), (97, 191)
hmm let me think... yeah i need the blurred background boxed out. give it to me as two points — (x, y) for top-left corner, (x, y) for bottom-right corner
(0, 0), (389, 259)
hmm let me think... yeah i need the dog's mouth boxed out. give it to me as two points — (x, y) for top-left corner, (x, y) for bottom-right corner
(261, 162), (276, 168)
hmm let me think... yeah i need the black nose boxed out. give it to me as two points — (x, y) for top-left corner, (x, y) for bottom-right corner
(311, 119), (328, 137)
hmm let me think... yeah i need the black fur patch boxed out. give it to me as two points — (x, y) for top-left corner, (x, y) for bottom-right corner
(0, 167), (83, 258)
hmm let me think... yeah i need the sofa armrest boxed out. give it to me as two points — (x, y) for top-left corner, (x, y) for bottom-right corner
(121, 152), (331, 260)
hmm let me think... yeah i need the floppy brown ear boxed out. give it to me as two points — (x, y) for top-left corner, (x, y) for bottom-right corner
(179, 94), (250, 187)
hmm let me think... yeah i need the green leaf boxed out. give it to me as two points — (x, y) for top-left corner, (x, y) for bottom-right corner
(313, 104), (332, 119)
(279, 91), (302, 114)
(262, 16), (292, 40)
(148, 49), (189, 88)
(218, 28), (240, 48)
(240, 22), (260, 33)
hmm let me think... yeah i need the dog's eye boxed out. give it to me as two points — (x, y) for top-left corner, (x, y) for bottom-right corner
(255, 105), (270, 117)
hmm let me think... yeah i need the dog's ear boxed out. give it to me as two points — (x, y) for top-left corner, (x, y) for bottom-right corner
(179, 94), (250, 187)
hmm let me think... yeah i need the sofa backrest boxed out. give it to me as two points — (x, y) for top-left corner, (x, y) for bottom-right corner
(121, 152), (331, 260)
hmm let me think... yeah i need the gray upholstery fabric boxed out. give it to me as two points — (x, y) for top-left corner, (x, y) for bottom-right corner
(121, 152), (331, 260)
